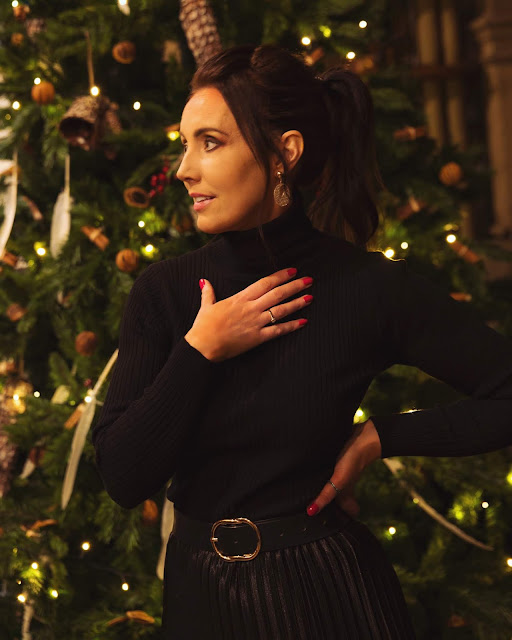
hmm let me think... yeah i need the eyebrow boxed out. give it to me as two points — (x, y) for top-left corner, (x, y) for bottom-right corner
(179, 127), (228, 140)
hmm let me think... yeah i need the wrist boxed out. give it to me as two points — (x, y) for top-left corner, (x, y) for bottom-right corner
(184, 330), (218, 362)
(359, 419), (382, 463)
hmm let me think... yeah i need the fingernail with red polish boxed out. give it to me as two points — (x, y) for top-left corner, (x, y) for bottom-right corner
(199, 279), (205, 290)
(307, 502), (319, 516)
(287, 268), (297, 277)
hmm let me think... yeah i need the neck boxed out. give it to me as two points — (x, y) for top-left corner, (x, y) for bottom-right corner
(206, 189), (318, 280)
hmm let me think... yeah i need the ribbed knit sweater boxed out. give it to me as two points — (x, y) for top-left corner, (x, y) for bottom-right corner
(91, 193), (512, 521)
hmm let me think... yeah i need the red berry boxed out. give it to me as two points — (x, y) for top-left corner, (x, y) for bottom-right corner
(150, 175), (158, 186)
(157, 184), (164, 193)
(149, 189), (156, 197)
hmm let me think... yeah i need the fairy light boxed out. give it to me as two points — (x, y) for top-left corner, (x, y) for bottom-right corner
(133, 101), (141, 110)
(507, 558), (512, 568)
(118, 0), (128, 5)
(84, 394), (93, 403)
(90, 85), (100, 97)
(121, 582), (129, 591)
(400, 241), (409, 250)
(167, 130), (180, 141)
(12, 101), (21, 110)
(50, 589), (59, 598)
(17, 594), (26, 603)
(319, 25), (331, 38)
(138, 220), (145, 228)
(301, 36), (311, 46)
(384, 248), (395, 259)
(13, 394), (19, 402)
(346, 51), (356, 60)
(31, 562), (39, 570)
(34, 391), (40, 397)
(12, 0), (19, 6)
(355, 408), (364, 420)
(446, 234), (456, 243)
(388, 527), (396, 535)
(359, 20), (368, 29)
(144, 244), (154, 254)
(481, 501), (489, 509)
(81, 541), (91, 551)
(34, 77), (41, 85)
(36, 247), (46, 256)
(507, 470), (512, 485)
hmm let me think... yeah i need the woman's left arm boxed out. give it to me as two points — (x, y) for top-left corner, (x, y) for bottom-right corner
(307, 254), (512, 516)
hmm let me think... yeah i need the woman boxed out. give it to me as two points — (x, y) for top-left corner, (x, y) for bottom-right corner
(92, 44), (512, 639)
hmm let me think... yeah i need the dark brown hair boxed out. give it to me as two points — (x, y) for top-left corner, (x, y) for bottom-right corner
(188, 43), (383, 249)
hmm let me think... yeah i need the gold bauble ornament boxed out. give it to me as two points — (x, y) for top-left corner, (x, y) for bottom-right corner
(75, 331), (98, 356)
(112, 41), (136, 64)
(142, 499), (159, 525)
(6, 303), (27, 322)
(439, 162), (463, 186)
(116, 248), (140, 273)
(11, 32), (24, 46)
(31, 81), (55, 105)
(13, 3), (30, 21)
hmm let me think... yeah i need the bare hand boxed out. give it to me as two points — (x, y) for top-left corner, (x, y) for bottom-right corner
(185, 268), (313, 362)
(306, 420), (382, 517)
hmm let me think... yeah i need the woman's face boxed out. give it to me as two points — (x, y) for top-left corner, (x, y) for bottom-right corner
(176, 86), (281, 233)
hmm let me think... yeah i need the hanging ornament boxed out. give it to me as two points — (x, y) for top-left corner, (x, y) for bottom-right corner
(142, 499), (159, 525)
(179, 0), (223, 67)
(50, 154), (72, 258)
(116, 248), (140, 273)
(0, 359), (17, 376)
(447, 239), (481, 264)
(21, 195), (44, 221)
(11, 32), (24, 46)
(396, 192), (427, 220)
(6, 303), (28, 322)
(13, 3), (30, 22)
(107, 610), (156, 627)
(25, 17), (46, 39)
(75, 331), (98, 356)
(117, 0), (130, 16)
(31, 81), (55, 105)
(112, 41), (136, 64)
(393, 125), (427, 141)
(4, 377), (33, 414)
(80, 225), (109, 250)
(439, 161), (463, 186)
(123, 186), (150, 208)
(20, 441), (46, 480)
(58, 95), (121, 151)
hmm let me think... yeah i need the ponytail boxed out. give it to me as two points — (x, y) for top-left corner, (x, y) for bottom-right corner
(309, 70), (383, 249)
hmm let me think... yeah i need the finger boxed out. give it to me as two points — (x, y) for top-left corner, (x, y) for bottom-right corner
(199, 278), (216, 304)
(306, 480), (340, 516)
(243, 267), (297, 301)
(335, 491), (360, 517)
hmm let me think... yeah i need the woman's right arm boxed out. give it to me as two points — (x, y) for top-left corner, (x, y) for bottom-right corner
(91, 264), (218, 509)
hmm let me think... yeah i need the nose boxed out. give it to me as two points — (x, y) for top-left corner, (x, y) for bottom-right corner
(175, 150), (198, 185)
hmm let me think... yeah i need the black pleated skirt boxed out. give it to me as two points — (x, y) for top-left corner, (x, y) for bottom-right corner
(161, 505), (417, 639)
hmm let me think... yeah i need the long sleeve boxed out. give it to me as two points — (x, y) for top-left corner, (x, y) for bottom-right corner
(369, 254), (512, 459)
(91, 264), (218, 509)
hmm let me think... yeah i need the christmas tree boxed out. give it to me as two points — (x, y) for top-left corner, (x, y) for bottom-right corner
(1, 1), (512, 638)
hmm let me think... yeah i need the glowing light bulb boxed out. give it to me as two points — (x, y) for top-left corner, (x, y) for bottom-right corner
(90, 86), (100, 97)
(81, 541), (91, 551)
(507, 470), (512, 485)
(17, 594), (26, 603)
(119, 0), (128, 5)
(145, 244), (154, 253)
(384, 248), (395, 259)
(388, 526), (396, 535)
(50, 589), (59, 598)
(319, 25), (331, 38)
(355, 408), (364, 419)
(34, 77), (41, 85)
(36, 247), (46, 256)
(507, 558), (512, 568)
(13, 394), (19, 401)
(12, 101), (21, 110)
(31, 562), (39, 570)
(133, 101), (141, 110)
(12, 1), (19, 7)
(34, 391), (40, 397)
(400, 241), (409, 250)
(122, 582), (129, 591)
(168, 130), (180, 141)
(346, 51), (356, 60)
(446, 234), (456, 243)
(301, 37), (311, 46)
(138, 220), (145, 228)
(84, 395), (92, 403)
(481, 501), (489, 509)
(359, 20), (368, 29)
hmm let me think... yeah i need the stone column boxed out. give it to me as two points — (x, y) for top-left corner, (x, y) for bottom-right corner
(416, 0), (445, 146)
(472, 1), (512, 237)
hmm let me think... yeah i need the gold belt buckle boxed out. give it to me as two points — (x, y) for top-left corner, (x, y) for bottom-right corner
(210, 517), (262, 562)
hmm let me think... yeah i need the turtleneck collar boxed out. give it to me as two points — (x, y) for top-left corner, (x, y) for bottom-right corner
(205, 189), (319, 281)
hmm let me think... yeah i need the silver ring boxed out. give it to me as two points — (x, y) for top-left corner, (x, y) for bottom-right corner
(329, 480), (341, 494)
(268, 309), (277, 324)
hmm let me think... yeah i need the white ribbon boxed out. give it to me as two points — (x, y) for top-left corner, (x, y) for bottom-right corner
(50, 153), (72, 258)
(0, 149), (18, 260)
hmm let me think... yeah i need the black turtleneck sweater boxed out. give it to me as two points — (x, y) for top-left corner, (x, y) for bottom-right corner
(91, 194), (512, 520)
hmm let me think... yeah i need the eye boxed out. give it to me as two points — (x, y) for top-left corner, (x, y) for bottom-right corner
(204, 136), (219, 151)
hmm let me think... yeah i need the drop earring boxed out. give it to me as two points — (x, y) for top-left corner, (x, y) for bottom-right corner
(273, 171), (292, 207)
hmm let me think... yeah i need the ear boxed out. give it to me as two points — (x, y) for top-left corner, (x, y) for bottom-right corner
(276, 130), (304, 173)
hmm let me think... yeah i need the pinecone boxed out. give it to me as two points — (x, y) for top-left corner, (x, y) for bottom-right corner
(179, 0), (222, 67)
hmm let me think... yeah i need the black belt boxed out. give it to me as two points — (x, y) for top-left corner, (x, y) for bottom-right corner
(171, 502), (350, 562)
